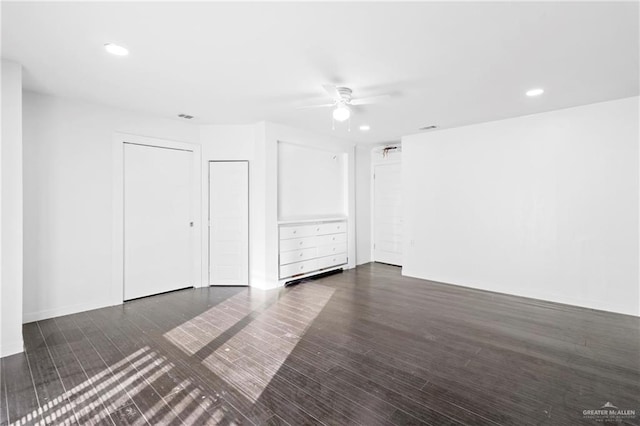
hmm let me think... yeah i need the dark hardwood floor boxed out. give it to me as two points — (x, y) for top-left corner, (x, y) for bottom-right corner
(2, 263), (639, 425)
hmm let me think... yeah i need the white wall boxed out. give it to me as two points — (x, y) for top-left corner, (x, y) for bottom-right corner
(264, 122), (356, 287)
(402, 97), (639, 316)
(22, 91), (200, 322)
(1, 60), (24, 356)
(23, 104), (354, 317)
(355, 145), (372, 265)
(355, 144), (402, 265)
(278, 142), (347, 220)
(201, 122), (357, 290)
(199, 124), (258, 287)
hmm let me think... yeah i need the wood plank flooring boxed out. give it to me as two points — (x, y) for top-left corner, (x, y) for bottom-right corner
(2, 262), (639, 425)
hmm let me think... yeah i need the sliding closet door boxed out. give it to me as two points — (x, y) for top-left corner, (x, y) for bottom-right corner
(124, 143), (194, 300)
(209, 161), (249, 285)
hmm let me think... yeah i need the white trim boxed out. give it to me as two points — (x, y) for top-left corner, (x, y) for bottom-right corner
(112, 133), (203, 306)
(346, 144), (356, 270)
(403, 271), (640, 318)
(23, 300), (111, 323)
(251, 278), (282, 290)
(0, 339), (24, 358)
(278, 217), (347, 225)
(370, 157), (375, 262)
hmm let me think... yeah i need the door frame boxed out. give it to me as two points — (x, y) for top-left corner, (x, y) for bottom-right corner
(112, 133), (202, 305)
(208, 160), (250, 286)
(371, 159), (402, 265)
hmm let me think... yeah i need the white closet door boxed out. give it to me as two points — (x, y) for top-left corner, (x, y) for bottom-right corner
(374, 162), (403, 266)
(209, 161), (249, 285)
(124, 143), (193, 300)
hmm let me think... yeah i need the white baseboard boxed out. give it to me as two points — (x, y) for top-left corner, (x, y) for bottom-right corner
(23, 300), (120, 323)
(0, 339), (24, 357)
(250, 278), (281, 290)
(401, 269), (639, 317)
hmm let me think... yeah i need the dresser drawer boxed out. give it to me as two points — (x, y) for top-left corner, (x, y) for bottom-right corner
(316, 242), (347, 257)
(317, 254), (347, 270)
(280, 224), (317, 240)
(316, 233), (347, 246)
(280, 259), (319, 278)
(280, 236), (316, 252)
(280, 247), (317, 265)
(316, 221), (347, 236)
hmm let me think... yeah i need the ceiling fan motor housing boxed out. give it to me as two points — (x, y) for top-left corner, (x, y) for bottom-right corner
(336, 87), (353, 103)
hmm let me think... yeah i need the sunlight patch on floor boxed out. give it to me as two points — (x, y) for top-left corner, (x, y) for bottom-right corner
(163, 283), (335, 404)
(163, 291), (259, 356)
(11, 346), (207, 426)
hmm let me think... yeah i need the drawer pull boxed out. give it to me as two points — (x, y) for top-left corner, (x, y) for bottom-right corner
(293, 230), (297, 234)
(316, 227), (320, 231)
(332, 237), (336, 241)
(332, 247), (336, 251)
(299, 253), (304, 257)
(299, 241), (303, 245)
(299, 265), (304, 270)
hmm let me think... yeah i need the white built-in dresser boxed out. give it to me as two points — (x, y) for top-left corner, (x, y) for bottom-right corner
(278, 219), (348, 282)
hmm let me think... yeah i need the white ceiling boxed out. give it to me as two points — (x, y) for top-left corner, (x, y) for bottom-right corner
(2, 1), (638, 144)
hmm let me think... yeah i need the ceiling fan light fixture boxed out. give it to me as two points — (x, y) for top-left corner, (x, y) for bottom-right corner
(332, 104), (351, 122)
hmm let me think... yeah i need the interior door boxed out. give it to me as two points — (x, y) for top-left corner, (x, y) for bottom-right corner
(373, 162), (403, 266)
(209, 161), (249, 285)
(124, 143), (193, 300)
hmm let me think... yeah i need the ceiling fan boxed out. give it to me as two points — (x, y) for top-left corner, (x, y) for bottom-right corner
(298, 84), (391, 126)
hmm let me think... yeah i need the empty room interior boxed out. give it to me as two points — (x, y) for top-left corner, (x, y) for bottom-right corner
(1, 1), (639, 425)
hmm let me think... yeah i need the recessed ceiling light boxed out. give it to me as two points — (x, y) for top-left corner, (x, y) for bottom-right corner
(359, 125), (370, 131)
(104, 43), (129, 56)
(526, 88), (544, 97)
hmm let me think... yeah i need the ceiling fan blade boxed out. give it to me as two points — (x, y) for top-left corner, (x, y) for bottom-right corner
(296, 103), (335, 109)
(350, 94), (391, 105)
(322, 84), (342, 101)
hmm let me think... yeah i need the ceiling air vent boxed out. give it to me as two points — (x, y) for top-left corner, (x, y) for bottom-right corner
(419, 125), (438, 131)
(178, 114), (194, 119)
